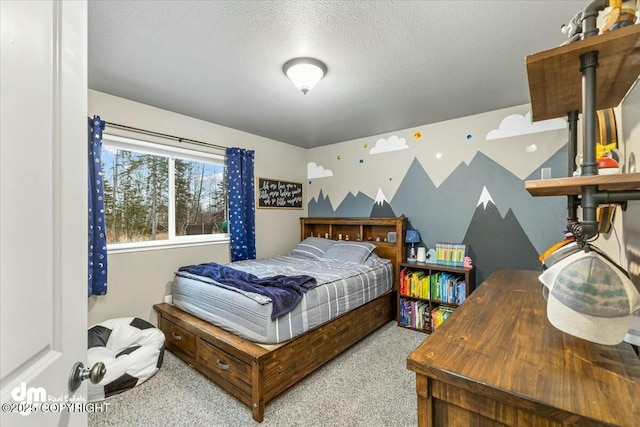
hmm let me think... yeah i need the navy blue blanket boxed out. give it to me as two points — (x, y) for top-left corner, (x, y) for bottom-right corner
(178, 262), (317, 320)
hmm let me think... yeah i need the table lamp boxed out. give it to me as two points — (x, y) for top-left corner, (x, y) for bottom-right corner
(405, 229), (420, 262)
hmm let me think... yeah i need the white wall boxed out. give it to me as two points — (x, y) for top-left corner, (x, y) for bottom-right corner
(620, 80), (640, 287)
(88, 90), (307, 325)
(620, 80), (640, 344)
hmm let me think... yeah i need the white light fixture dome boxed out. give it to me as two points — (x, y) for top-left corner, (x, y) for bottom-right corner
(283, 57), (327, 94)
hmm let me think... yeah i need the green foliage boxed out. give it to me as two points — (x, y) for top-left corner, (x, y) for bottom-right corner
(103, 147), (225, 244)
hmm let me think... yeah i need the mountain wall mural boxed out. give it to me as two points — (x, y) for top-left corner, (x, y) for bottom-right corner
(371, 189), (396, 217)
(463, 195), (541, 284)
(308, 145), (568, 282)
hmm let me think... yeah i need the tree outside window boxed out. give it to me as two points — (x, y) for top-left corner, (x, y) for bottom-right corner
(101, 136), (226, 246)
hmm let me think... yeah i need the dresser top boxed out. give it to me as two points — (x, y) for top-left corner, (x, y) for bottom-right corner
(407, 269), (640, 426)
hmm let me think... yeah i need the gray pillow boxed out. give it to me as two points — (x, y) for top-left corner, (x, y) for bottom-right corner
(321, 241), (377, 264)
(291, 237), (335, 260)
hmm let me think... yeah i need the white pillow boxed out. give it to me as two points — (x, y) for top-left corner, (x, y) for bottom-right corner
(321, 241), (377, 264)
(291, 237), (335, 260)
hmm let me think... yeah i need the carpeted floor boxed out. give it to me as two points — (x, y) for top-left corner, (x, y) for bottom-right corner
(88, 321), (427, 427)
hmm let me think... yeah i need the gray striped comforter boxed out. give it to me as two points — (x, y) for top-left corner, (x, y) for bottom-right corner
(172, 254), (393, 344)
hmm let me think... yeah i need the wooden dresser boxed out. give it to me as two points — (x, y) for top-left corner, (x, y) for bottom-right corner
(407, 269), (640, 427)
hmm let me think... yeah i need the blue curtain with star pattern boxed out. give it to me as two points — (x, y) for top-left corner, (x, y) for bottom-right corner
(226, 147), (256, 262)
(88, 116), (108, 296)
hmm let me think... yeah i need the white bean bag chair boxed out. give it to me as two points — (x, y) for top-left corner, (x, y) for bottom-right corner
(87, 317), (165, 402)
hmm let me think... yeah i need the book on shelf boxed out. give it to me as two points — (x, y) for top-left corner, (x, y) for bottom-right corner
(431, 305), (456, 330)
(400, 268), (431, 300)
(411, 271), (426, 298)
(456, 280), (466, 305)
(435, 242), (468, 267)
(430, 272), (466, 305)
(421, 274), (430, 300)
(400, 268), (408, 295)
(430, 272), (440, 301)
(399, 297), (431, 331)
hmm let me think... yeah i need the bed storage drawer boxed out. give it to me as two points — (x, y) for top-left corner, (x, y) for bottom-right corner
(160, 317), (196, 358)
(197, 338), (252, 399)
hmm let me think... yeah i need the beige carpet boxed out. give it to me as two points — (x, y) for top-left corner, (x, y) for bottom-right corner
(88, 321), (427, 427)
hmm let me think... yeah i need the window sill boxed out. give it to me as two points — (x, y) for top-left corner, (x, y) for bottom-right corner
(107, 235), (230, 255)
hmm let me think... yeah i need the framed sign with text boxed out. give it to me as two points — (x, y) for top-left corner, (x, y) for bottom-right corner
(257, 177), (303, 209)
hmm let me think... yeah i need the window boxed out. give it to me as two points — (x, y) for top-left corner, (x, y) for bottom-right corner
(101, 134), (227, 249)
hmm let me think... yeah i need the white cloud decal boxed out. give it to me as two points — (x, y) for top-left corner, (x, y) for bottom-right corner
(307, 162), (333, 179)
(486, 112), (566, 140)
(369, 135), (409, 154)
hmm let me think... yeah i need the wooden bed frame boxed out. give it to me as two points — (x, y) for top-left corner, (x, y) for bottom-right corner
(153, 216), (406, 422)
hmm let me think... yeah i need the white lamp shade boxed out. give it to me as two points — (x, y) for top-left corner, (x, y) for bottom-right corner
(283, 58), (327, 94)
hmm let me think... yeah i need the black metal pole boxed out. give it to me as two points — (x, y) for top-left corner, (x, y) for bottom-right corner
(572, 0), (611, 241)
(580, 52), (599, 176)
(581, 0), (609, 39)
(579, 51), (600, 240)
(567, 111), (579, 225)
(593, 191), (640, 204)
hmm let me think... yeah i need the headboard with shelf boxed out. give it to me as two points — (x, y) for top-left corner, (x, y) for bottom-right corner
(300, 217), (407, 289)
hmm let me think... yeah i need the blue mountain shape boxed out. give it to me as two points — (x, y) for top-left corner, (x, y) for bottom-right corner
(391, 147), (567, 255)
(335, 192), (374, 217)
(308, 145), (568, 283)
(370, 199), (396, 218)
(463, 202), (541, 284)
(308, 189), (335, 217)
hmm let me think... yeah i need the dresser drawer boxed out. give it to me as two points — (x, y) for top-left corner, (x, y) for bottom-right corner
(198, 338), (252, 396)
(160, 317), (196, 358)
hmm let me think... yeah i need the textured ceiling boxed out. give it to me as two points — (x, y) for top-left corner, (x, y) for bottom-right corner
(88, 1), (586, 148)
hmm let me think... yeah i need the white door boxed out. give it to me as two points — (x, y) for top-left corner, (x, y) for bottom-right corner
(1, 1), (89, 426)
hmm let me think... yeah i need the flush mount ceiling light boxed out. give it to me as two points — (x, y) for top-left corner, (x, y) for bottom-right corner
(283, 57), (327, 95)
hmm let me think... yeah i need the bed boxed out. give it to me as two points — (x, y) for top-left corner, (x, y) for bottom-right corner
(153, 216), (406, 422)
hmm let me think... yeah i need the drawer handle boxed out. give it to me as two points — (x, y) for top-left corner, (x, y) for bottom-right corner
(216, 359), (229, 370)
(171, 332), (182, 341)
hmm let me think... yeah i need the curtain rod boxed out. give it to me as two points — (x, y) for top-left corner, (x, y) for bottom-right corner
(104, 121), (226, 151)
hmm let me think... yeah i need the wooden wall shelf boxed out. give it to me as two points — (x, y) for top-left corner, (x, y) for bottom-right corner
(525, 172), (640, 196)
(526, 23), (640, 122)
(525, 25), (640, 203)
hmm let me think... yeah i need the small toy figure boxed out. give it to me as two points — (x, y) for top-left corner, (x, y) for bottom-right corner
(561, 10), (583, 44)
(602, 1), (637, 32)
(463, 256), (473, 269)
